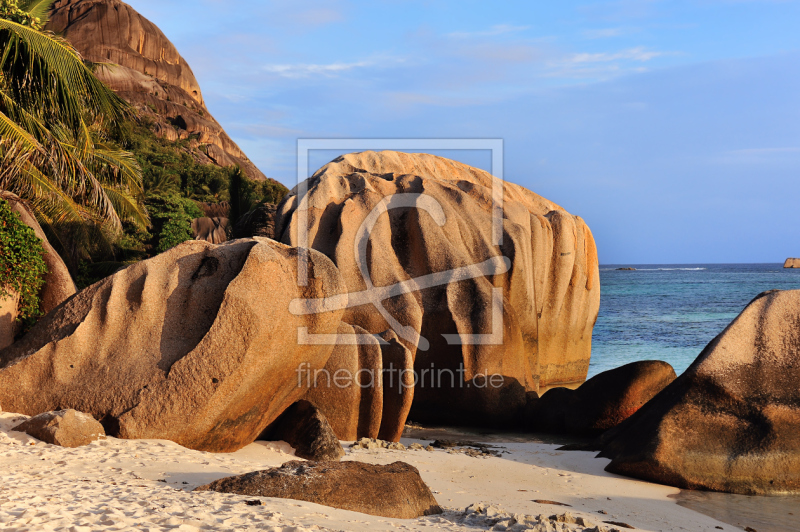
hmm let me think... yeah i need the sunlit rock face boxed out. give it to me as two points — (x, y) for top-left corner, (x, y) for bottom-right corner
(276, 151), (600, 427)
(0, 239), (346, 452)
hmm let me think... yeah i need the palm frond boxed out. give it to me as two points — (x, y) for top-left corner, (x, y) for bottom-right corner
(0, 18), (131, 128)
(19, 0), (56, 26)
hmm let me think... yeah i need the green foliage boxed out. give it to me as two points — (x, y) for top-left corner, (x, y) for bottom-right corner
(17, 0), (54, 26)
(144, 194), (198, 253)
(0, 199), (47, 322)
(0, 0), (41, 29)
(261, 179), (288, 204)
(110, 120), (231, 203)
(228, 166), (256, 224)
(0, 13), (146, 275)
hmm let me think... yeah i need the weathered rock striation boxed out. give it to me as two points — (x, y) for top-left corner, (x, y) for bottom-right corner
(47, 0), (269, 182)
(0, 238), (346, 452)
(195, 460), (442, 518)
(785, 258), (800, 268)
(275, 151), (600, 430)
(0, 192), (76, 349)
(529, 360), (676, 436)
(594, 290), (800, 494)
(13, 409), (105, 448)
(191, 217), (229, 244)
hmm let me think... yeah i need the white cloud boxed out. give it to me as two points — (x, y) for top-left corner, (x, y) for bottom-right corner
(262, 60), (375, 78)
(570, 47), (669, 63)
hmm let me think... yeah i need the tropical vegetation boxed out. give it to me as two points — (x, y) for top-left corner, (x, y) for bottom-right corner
(0, 0), (147, 272)
(0, 197), (47, 324)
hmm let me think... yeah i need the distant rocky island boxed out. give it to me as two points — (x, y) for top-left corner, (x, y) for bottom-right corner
(616, 267), (636, 271)
(785, 258), (800, 268)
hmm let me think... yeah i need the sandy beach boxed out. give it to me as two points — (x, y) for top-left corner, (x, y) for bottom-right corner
(0, 412), (739, 532)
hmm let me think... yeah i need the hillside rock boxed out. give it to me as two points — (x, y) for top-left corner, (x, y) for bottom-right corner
(595, 290), (800, 494)
(275, 151), (600, 428)
(785, 258), (800, 268)
(0, 238), (346, 452)
(191, 217), (229, 244)
(529, 360), (676, 436)
(13, 409), (105, 448)
(47, 0), (270, 183)
(0, 192), (76, 349)
(259, 400), (344, 462)
(195, 460), (442, 518)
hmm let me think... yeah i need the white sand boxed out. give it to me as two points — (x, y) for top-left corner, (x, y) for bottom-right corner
(0, 412), (738, 532)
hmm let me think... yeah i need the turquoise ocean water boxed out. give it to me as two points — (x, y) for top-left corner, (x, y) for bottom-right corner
(589, 264), (800, 531)
(589, 264), (800, 378)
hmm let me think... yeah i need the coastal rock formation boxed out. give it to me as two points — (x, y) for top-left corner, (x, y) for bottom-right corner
(46, 0), (268, 182)
(191, 217), (229, 244)
(259, 400), (345, 462)
(0, 238), (346, 452)
(195, 460), (443, 518)
(595, 290), (800, 494)
(529, 361), (676, 436)
(275, 151), (600, 428)
(785, 258), (800, 268)
(233, 203), (277, 240)
(13, 410), (105, 448)
(0, 192), (76, 349)
(302, 322), (384, 441)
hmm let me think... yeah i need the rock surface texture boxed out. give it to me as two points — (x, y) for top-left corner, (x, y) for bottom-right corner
(0, 238), (346, 452)
(594, 290), (800, 494)
(195, 460), (443, 518)
(47, 0), (269, 182)
(529, 361), (677, 436)
(0, 192), (76, 349)
(12, 409), (105, 448)
(191, 217), (229, 245)
(275, 151), (600, 430)
(785, 258), (800, 268)
(259, 400), (344, 462)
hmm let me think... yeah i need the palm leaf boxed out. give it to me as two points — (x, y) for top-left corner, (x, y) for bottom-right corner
(19, 0), (56, 25)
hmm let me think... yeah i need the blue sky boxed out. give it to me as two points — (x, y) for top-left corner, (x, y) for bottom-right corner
(130, 0), (800, 264)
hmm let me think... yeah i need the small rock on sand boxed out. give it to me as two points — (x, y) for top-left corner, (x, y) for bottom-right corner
(12, 410), (105, 448)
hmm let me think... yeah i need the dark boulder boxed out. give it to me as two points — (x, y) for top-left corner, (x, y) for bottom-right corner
(260, 400), (344, 462)
(530, 361), (676, 436)
(13, 409), (105, 448)
(191, 217), (229, 244)
(195, 460), (442, 518)
(233, 203), (277, 240)
(594, 290), (800, 495)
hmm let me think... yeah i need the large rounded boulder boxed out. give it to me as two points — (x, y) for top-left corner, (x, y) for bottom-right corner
(0, 238), (346, 452)
(275, 151), (600, 429)
(529, 360), (676, 436)
(595, 290), (800, 494)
